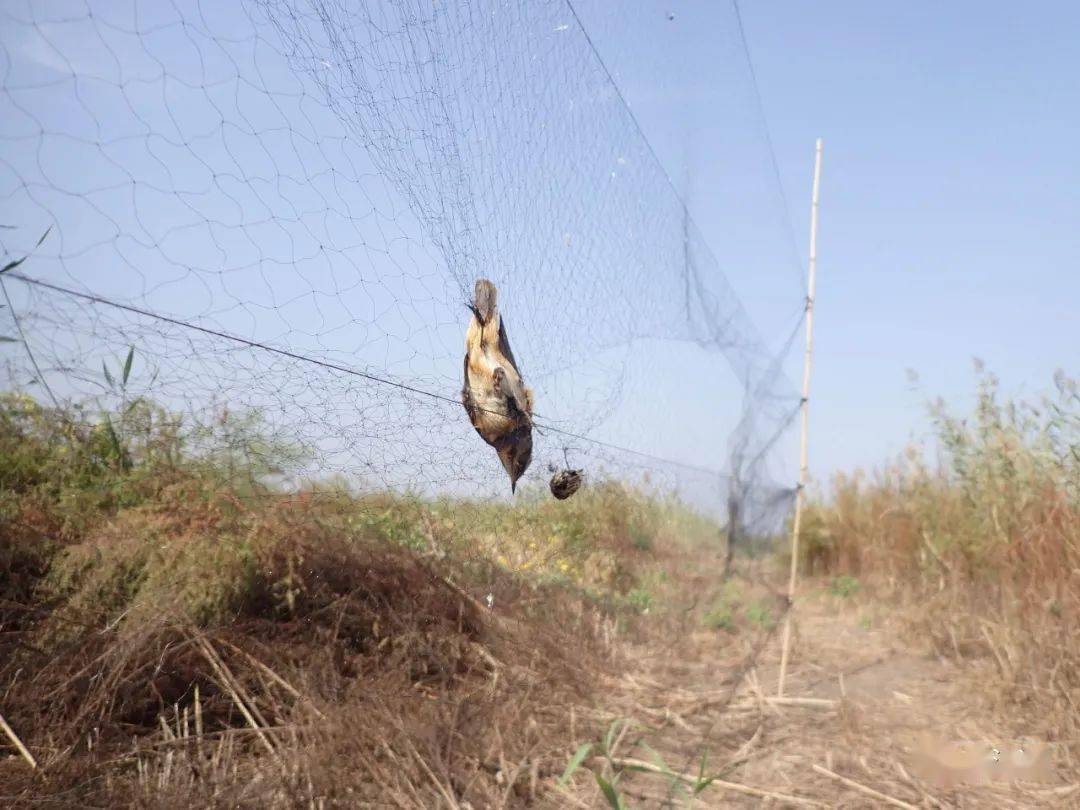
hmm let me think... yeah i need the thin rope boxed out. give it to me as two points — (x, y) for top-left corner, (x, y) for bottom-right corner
(6, 271), (729, 479)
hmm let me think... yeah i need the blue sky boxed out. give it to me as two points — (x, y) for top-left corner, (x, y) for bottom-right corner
(2, 0), (1075, 501)
(745, 0), (1080, 481)
(578, 0), (1080, 482)
(1, 0), (789, 511)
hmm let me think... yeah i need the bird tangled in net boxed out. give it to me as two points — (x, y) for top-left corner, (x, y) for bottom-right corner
(549, 467), (584, 500)
(461, 279), (534, 493)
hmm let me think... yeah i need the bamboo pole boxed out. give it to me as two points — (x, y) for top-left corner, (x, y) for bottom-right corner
(777, 138), (823, 697)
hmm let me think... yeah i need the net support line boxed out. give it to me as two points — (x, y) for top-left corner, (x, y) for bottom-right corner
(4, 270), (730, 481)
(731, 0), (805, 291)
(562, 0), (739, 286)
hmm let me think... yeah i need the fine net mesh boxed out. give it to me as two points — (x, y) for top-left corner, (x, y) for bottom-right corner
(0, 0), (803, 539)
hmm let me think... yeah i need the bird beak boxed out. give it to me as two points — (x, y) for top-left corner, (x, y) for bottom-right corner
(511, 480), (517, 494)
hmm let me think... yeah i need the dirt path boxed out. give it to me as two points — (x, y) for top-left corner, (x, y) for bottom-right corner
(560, 579), (1075, 809)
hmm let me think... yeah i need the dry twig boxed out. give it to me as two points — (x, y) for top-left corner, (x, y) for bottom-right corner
(0, 710), (37, 768)
(812, 763), (917, 809)
(191, 634), (276, 757)
(600, 757), (827, 807)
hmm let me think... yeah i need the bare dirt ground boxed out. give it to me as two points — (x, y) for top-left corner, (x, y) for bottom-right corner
(557, 573), (1076, 809)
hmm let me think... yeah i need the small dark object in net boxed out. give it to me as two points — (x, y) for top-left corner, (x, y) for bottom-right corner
(549, 468), (583, 500)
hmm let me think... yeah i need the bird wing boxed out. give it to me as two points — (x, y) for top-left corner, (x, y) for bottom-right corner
(461, 352), (478, 422)
(494, 317), (533, 420)
(496, 317), (520, 377)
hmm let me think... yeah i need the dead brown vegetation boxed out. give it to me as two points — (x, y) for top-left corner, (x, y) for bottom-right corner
(0, 395), (666, 808)
(799, 371), (1079, 758)
(2, 491), (622, 808)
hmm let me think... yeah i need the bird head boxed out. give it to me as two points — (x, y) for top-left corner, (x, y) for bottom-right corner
(497, 428), (532, 493)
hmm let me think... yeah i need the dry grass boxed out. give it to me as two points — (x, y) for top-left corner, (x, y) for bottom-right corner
(0, 393), (725, 808)
(13, 369), (1071, 808)
(798, 370), (1079, 752)
(2, 494), (606, 807)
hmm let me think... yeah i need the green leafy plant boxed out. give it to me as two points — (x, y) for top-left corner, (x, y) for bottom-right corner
(828, 574), (860, 599)
(745, 600), (775, 628)
(0, 226), (50, 277)
(1, 228), (51, 343)
(626, 587), (654, 614)
(702, 580), (741, 631)
(558, 718), (735, 808)
(702, 602), (734, 631)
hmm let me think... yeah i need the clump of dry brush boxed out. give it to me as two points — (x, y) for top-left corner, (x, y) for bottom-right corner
(0, 393), (671, 808)
(799, 369), (1079, 749)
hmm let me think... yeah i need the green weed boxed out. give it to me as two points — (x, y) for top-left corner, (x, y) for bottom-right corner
(744, 600), (775, 628)
(828, 574), (860, 599)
